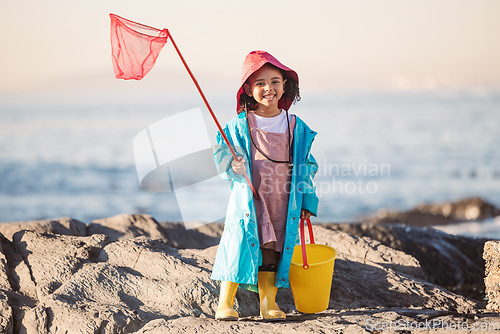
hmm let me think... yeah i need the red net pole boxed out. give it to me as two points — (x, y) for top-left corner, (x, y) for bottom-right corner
(166, 30), (259, 199)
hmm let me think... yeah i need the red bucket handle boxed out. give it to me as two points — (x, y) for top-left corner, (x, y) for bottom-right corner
(299, 218), (315, 270)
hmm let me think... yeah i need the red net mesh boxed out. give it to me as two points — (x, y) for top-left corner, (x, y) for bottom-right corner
(110, 14), (169, 80)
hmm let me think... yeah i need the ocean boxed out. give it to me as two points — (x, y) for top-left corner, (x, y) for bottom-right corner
(1, 89), (499, 239)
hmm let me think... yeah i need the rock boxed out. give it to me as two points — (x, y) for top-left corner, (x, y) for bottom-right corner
(484, 241), (500, 312)
(29, 237), (258, 332)
(0, 235), (13, 334)
(12, 230), (108, 298)
(364, 197), (500, 226)
(131, 309), (500, 334)
(130, 314), (350, 333)
(88, 214), (167, 243)
(0, 236), (12, 291)
(18, 305), (48, 334)
(419, 197), (500, 221)
(37, 226), (478, 333)
(0, 216), (496, 333)
(0, 290), (13, 334)
(159, 222), (223, 249)
(1, 235), (38, 334)
(1, 236), (38, 303)
(0, 217), (86, 241)
(324, 222), (488, 302)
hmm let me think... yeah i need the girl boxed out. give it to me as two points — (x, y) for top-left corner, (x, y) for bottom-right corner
(211, 50), (318, 321)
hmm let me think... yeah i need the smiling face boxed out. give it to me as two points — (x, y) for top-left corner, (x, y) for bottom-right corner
(244, 64), (286, 116)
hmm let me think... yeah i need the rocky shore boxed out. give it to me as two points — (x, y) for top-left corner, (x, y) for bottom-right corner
(0, 199), (499, 333)
(361, 197), (500, 227)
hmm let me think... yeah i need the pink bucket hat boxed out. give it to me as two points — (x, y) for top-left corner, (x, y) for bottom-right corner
(236, 50), (299, 113)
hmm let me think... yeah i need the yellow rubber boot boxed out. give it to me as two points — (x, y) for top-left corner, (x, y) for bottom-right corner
(258, 271), (286, 321)
(215, 281), (239, 320)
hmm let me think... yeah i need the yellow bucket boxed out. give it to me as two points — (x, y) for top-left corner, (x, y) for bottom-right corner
(289, 219), (337, 313)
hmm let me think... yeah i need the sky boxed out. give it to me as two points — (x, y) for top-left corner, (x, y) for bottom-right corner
(1, 0), (499, 225)
(0, 0), (499, 96)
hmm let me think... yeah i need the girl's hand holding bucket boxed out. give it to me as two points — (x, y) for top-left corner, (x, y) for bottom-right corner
(300, 209), (312, 220)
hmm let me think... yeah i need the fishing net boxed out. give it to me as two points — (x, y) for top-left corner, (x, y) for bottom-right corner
(109, 13), (256, 224)
(110, 14), (169, 80)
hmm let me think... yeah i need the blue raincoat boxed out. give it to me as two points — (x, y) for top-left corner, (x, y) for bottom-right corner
(211, 111), (318, 291)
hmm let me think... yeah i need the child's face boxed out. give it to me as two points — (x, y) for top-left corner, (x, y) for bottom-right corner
(244, 64), (286, 111)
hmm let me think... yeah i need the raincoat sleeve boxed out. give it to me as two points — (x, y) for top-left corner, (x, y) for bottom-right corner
(213, 130), (249, 182)
(213, 131), (235, 181)
(301, 151), (319, 216)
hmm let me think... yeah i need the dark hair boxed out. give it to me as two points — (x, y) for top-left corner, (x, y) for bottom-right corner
(238, 65), (301, 112)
